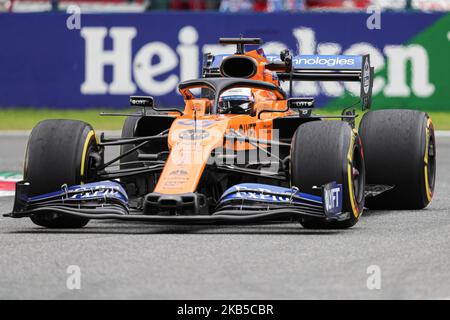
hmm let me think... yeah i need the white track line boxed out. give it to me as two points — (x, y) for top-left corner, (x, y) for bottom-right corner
(0, 131), (30, 136)
(436, 131), (450, 137)
(0, 191), (15, 197)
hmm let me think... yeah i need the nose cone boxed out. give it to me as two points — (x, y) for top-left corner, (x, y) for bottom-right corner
(154, 118), (229, 195)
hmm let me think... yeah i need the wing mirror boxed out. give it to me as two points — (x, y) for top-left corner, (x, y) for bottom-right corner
(287, 97), (314, 109)
(129, 95), (183, 116)
(129, 96), (154, 108)
(287, 97), (315, 118)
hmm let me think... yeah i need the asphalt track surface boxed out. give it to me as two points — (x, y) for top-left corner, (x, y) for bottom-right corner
(0, 133), (449, 300)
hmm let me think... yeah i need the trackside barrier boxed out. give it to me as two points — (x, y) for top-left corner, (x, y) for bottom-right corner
(0, 12), (449, 110)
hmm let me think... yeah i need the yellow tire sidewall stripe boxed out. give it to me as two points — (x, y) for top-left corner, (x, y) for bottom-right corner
(347, 132), (359, 219)
(80, 130), (95, 182)
(424, 118), (432, 202)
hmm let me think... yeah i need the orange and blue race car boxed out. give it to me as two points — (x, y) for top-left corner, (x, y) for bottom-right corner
(5, 37), (436, 229)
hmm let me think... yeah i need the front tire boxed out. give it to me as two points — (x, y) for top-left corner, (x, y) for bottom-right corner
(25, 120), (99, 228)
(290, 121), (365, 229)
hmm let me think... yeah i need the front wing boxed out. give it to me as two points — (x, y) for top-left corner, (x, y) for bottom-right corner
(5, 180), (349, 224)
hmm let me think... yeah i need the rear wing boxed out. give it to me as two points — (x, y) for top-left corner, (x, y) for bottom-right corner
(270, 54), (374, 110)
(202, 53), (374, 110)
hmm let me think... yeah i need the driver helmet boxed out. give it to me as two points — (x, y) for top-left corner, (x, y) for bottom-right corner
(218, 88), (254, 115)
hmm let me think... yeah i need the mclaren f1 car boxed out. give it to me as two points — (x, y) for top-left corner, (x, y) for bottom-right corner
(5, 37), (436, 229)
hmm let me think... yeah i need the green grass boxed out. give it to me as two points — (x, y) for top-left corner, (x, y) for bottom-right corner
(0, 108), (127, 130)
(0, 108), (449, 130)
(424, 112), (450, 130)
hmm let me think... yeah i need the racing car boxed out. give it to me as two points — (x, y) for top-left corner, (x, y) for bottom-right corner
(5, 37), (436, 229)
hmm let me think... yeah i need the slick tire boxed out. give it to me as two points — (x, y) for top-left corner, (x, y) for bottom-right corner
(358, 110), (436, 210)
(25, 120), (98, 228)
(291, 121), (365, 229)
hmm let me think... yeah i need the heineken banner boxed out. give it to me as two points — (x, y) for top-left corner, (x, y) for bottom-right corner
(0, 12), (449, 110)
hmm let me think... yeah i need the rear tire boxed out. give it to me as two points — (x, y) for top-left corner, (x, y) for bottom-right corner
(120, 116), (153, 197)
(25, 120), (99, 228)
(291, 121), (365, 229)
(358, 110), (435, 209)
